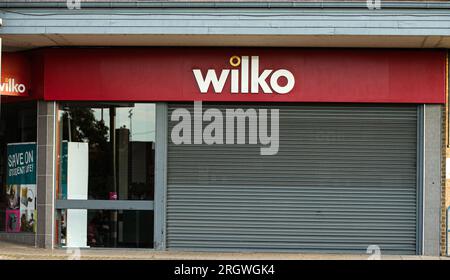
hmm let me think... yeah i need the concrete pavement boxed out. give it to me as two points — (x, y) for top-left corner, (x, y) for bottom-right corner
(0, 241), (448, 260)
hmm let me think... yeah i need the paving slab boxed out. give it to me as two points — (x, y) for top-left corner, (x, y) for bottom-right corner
(0, 241), (448, 260)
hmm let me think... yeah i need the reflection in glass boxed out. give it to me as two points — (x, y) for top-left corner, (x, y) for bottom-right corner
(58, 103), (155, 200)
(57, 103), (155, 248)
(60, 210), (153, 248)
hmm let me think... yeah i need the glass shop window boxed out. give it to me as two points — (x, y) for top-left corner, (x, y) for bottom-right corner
(57, 103), (155, 248)
(0, 100), (37, 233)
(58, 103), (156, 200)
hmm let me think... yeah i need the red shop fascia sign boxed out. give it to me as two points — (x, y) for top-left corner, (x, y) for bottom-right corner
(1, 53), (32, 98)
(4, 48), (447, 104)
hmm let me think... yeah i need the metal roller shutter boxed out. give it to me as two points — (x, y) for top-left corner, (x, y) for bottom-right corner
(167, 104), (418, 254)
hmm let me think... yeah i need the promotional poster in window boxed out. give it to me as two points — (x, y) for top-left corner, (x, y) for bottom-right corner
(5, 143), (37, 233)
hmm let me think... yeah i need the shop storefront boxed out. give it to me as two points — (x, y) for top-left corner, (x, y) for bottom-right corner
(0, 47), (446, 255)
(0, 52), (37, 244)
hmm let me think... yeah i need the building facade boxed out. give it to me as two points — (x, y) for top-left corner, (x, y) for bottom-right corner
(0, 0), (449, 256)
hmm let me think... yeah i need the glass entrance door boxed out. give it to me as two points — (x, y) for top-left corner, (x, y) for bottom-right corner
(56, 103), (156, 248)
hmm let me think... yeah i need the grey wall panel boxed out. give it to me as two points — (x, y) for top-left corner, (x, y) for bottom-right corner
(154, 103), (168, 250)
(423, 104), (442, 256)
(36, 101), (56, 249)
(2, 8), (450, 36)
(166, 104), (418, 254)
